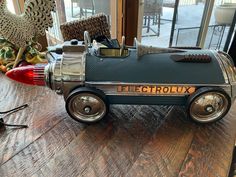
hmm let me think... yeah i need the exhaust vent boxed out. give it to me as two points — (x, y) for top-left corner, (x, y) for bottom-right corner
(171, 54), (212, 63)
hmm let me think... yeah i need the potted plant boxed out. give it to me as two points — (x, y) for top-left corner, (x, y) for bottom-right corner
(215, 3), (236, 25)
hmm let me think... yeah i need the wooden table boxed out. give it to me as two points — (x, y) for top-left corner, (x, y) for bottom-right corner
(0, 73), (236, 177)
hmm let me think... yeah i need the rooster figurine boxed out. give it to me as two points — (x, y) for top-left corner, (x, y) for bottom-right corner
(0, 0), (55, 68)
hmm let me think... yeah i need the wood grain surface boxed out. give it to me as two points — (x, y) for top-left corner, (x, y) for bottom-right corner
(0, 73), (236, 177)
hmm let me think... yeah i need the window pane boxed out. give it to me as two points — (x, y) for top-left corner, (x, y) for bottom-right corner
(48, 0), (117, 45)
(172, 0), (205, 47)
(6, 0), (16, 14)
(139, 0), (236, 50)
(140, 0), (206, 47)
(204, 0), (236, 50)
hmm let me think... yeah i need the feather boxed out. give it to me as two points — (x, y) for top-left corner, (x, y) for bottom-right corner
(23, 0), (55, 36)
(0, 0), (55, 48)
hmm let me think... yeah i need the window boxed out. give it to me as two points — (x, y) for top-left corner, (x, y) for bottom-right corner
(47, 0), (118, 45)
(6, 0), (16, 14)
(137, 0), (236, 51)
(5, 0), (119, 47)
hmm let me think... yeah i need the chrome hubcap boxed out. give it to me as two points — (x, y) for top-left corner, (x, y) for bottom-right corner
(205, 105), (214, 113)
(190, 92), (229, 123)
(68, 93), (106, 122)
(84, 106), (91, 114)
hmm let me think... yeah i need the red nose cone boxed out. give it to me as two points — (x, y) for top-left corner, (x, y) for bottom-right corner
(5, 64), (46, 86)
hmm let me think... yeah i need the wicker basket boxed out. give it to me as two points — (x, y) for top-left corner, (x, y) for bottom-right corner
(60, 13), (111, 41)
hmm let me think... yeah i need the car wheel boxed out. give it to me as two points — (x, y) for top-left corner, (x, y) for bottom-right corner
(65, 87), (108, 124)
(187, 87), (231, 123)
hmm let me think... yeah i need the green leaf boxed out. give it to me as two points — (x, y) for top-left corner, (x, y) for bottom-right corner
(0, 48), (6, 53)
(5, 50), (13, 59)
(0, 38), (6, 44)
(0, 53), (4, 58)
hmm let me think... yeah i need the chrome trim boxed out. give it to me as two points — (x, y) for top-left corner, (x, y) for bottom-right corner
(217, 51), (236, 99)
(85, 81), (230, 86)
(85, 82), (231, 97)
(211, 50), (229, 84)
(44, 63), (51, 88)
(46, 42), (86, 95)
(218, 51), (234, 66)
(220, 57), (236, 83)
(232, 84), (236, 101)
(51, 59), (63, 93)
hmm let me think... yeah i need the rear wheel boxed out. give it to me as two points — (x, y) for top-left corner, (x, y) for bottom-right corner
(187, 87), (231, 123)
(65, 87), (108, 124)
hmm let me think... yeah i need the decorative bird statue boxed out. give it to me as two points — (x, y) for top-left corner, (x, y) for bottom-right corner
(0, 0), (55, 68)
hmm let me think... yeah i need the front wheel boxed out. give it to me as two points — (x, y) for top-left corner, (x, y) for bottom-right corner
(187, 87), (231, 123)
(65, 87), (108, 124)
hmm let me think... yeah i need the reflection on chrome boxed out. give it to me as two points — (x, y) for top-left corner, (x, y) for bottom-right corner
(190, 92), (228, 122)
(68, 93), (106, 122)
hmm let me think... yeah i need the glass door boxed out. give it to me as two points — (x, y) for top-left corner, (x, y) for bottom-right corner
(138, 0), (207, 47)
(137, 0), (236, 51)
(172, 0), (211, 47)
(202, 0), (236, 51)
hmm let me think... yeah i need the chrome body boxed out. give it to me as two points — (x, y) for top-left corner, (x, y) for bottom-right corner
(45, 40), (86, 96)
(214, 51), (236, 102)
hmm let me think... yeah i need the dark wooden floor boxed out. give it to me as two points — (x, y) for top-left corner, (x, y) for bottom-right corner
(0, 74), (236, 177)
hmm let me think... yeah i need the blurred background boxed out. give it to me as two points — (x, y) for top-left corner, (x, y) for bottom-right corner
(6, 0), (236, 51)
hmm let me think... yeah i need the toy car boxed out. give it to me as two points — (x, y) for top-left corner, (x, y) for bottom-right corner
(6, 32), (236, 124)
